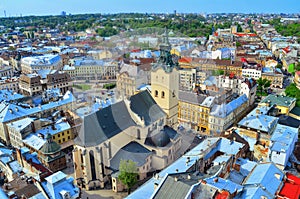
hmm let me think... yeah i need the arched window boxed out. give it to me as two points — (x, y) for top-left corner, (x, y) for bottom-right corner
(89, 150), (97, 180)
(161, 91), (165, 98)
(155, 90), (158, 97)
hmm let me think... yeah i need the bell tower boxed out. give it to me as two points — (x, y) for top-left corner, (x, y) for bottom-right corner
(151, 28), (179, 127)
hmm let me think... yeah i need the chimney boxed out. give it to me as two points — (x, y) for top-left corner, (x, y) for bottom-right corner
(51, 124), (56, 130)
(154, 183), (159, 190)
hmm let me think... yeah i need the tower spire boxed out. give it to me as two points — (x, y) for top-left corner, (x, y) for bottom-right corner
(158, 28), (174, 68)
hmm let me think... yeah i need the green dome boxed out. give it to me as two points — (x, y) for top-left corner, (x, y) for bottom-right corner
(40, 133), (61, 155)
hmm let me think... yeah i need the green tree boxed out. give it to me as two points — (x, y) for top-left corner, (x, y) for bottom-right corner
(257, 77), (271, 98)
(236, 41), (241, 47)
(295, 62), (300, 72)
(118, 159), (138, 194)
(237, 24), (243, 32)
(285, 83), (300, 107)
(212, 70), (224, 76)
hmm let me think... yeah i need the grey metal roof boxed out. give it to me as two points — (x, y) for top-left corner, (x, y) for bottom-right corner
(153, 175), (196, 199)
(74, 101), (136, 147)
(178, 91), (206, 105)
(110, 141), (152, 170)
(129, 90), (166, 126)
(145, 126), (179, 148)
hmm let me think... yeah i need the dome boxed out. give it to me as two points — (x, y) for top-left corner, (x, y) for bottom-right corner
(40, 133), (61, 155)
(150, 129), (171, 147)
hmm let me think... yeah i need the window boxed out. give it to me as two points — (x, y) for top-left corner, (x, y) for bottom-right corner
(161, 91), (165, 98)
(62, 132), (64, 136)
(63, 138), (65, 142)
(58, 134), (60, 137)
(137, 129), (141, 140)
(276, 151), (280, 155)
(89, 151), (97, 180)
(155, 90), (158, 97)
(68, 136), (70, 140)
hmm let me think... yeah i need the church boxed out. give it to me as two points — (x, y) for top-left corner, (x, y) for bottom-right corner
(72, 29), (182, 190)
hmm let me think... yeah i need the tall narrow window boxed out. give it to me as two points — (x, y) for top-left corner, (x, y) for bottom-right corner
(89, 150), (97, 180)
(155, 90), (158, 97)
(137, 129), (141, 140)
(79, 149), (83, 163)
(161, 91), (165, 98)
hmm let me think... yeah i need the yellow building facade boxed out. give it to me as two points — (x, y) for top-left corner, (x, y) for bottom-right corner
(52, 127), (74, 145)
(178, 100), (210, 133)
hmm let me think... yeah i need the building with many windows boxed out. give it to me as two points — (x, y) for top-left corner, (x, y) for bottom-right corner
(116, 62), (149, 99)
(21, 54), (62, 74)
(209, 94), (249, 135)
(63, 58), (118, 81)
(19, 70), (71, 96)
(0, 91), (75, 145)
(0, 77), (19, 92)
(178, 91), (213, 133)
(178, 68), (207, 91)
(261, 71), (284, 88)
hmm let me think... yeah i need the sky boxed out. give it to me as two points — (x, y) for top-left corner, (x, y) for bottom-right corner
(0, 0), (299, 17)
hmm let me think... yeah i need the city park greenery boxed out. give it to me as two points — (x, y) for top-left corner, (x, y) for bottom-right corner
(72, 84), (91, 91)
(0, 13), (231, 37)
(0, 13), (298, 39)
(270, 18), (300, 42)
(103, 82), (116, 90)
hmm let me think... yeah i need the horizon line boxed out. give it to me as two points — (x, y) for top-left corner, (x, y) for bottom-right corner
(1, 11), (299, 18)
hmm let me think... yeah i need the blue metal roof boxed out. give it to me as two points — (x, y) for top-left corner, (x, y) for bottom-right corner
(0, 91), (75, 123)
(0, 188), (8, 199)
(238, 113), (278, 133)
(210, 95), (248, 118)
(42, 171), (80, 199)
(237, 186), (273, 199)
(0, 89), (25, 102)
(205, 177), (243, 194)
(244, 163), (284, 196)
(270, 124), (298, 153)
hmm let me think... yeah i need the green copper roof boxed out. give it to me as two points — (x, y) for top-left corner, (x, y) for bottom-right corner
(40, 133), (61, 155)
(261, 94), (296, 108)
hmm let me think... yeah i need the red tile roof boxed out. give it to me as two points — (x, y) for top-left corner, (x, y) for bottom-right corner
(234, 33), (257, 37)
(278, 173), (300, 199)
(241, 58), (248, 63)
(215, 191), (230, 199)
(178, 57), (192, 63)
(295, 71), (300, 77)
(283, 46), (291, 54)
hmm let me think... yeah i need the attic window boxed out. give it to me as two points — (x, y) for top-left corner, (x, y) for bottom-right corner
(274, 173), (281, 180)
